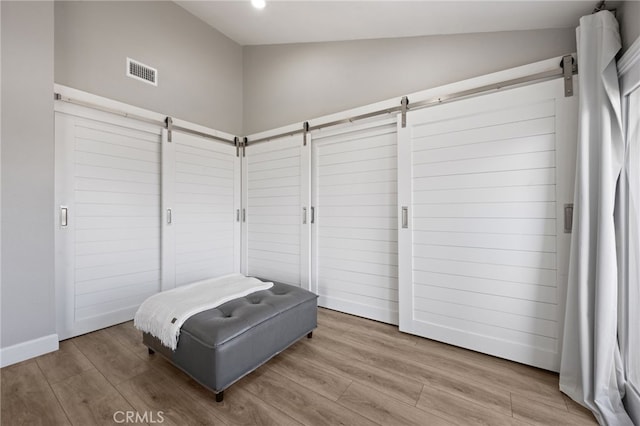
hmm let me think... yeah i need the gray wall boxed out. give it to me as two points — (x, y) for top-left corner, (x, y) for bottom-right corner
(1, 1), (56, 348)
(243, 28), (576, 134)
(619, 0), (640, 53)
(55, 1), (243, 135)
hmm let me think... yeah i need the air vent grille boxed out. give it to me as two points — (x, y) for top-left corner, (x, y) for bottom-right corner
(126, 58), (157, 86)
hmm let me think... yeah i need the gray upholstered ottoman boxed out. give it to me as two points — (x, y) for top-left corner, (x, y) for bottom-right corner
(142, 281), (317, 402)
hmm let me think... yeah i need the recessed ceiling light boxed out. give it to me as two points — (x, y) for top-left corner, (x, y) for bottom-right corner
(251, 0), (266, 10)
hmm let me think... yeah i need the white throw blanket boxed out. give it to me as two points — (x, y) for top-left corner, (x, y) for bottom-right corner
(134, 273), (273, 350)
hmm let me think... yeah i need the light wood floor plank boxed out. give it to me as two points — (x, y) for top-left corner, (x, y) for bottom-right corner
(0, 360), (70, 425)
(189, 379), (302, 426)
(104, 321), (149, 360)
(511, 393), (598, 425)
(418, 385), (527, 426)
(265, 352), (352, 401)
(342, 323), (418, 353)
(145, 352), (195, 385)
(143, 353), (302, 426)
(338, 381), (453, 426)
(317, 307), (356, 330)
(284, 336), (423, 405)
(51, 369), (135, 425)
(339, 325), (565, 413)
(340, 311), (558, 404)
(444, 351), (565, 410)
(73, 329), (149, 386)
(240, 368), (377, 426)
(116, 370), (227, 425)
(312, 329), (510, 412)
(316, 312), (350, 336)
(411, 336), (567, 410)
(219, 386), (303, 425)
(327, 309), (419, 347)
(35, 340), (94, 385)
(339, 329), (513, 415)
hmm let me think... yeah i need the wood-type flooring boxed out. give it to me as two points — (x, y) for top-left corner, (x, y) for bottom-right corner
(1, 307), (597, 425)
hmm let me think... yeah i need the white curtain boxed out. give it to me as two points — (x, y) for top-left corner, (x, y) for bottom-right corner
(559, 11), (634, 425)
(617, 61), (640, 422)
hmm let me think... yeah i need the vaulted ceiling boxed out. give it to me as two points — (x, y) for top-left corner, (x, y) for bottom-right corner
(176, 1), (611, 46)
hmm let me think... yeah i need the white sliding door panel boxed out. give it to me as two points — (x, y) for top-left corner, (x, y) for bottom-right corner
(398, 78), (578, 371)
(55, 109), (163, 339)
(165, 132), (241, 288)
(311, 118), (399, 324)
(243, 134), (310, 287)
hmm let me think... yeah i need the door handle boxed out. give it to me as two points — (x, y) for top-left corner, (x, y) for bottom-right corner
(564, 204), (573, 233)
(60, 206), (68, 227)
(401, 206), (409, 229)
(166, 208), (172, 225)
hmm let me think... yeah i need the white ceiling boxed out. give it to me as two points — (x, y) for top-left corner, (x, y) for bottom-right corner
(175, 1), (606, 46)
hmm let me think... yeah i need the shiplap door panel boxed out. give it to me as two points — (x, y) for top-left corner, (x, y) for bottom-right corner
(55, 108), (163, 339)
(242, 134), (310, 287)
(163, 131), (241, 288)
(398, 78), (578, 371)
(311, 118), (399, 324)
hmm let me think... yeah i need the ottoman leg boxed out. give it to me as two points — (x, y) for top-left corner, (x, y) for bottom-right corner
(148, 348), (155, 355)
(215, 391), (224, 403)
(307, 331), (313, 339)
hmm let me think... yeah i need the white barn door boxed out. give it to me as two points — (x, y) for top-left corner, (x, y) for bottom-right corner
(55, 97), (241, 339)
(162, 131), (241, 289)
(55, 106), (163, 339)
(397, 78), (578, 370)
(311, 118), (399, 324)
(242, 134), (310, 287)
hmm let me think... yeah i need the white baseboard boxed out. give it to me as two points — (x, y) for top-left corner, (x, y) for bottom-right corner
(0, 334), (59, 368)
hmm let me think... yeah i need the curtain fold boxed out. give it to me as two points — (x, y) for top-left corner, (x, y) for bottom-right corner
(559, 10), (633, 425)
(617, 81), (640, 423)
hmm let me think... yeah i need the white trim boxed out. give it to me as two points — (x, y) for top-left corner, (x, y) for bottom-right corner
(172, 117), (236, 143)
(300, 140), (312, 292)
(310, 133), (319, 296)
(396, 112), (413, 333)
(0, 334), (59, 368)
(308, 116), (397, 140)
(618, 36), (640, 77)
(161, 128), (176, 292)
(55, 84), (164, 123)
(54, 84), (236, 142)
(619, 36), (640, 97)
(554, 77), (580, 363)
(241, 151), (249, 276)
(233, 145), (243, 275)
(0, 4), (3, 361)
(245, 54), (574, 141)
(55, 102), (164, 136)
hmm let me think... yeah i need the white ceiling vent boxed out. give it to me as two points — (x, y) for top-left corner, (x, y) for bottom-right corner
(126, 58), (157, 86)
